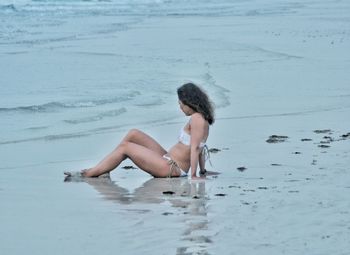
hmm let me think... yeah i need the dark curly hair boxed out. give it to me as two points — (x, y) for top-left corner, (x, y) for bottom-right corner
(177, 83), (215, 125)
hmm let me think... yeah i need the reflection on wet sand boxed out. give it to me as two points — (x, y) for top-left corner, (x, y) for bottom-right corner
(64, 176), (212, 254)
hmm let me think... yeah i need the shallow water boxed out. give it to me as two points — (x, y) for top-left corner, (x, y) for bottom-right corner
(3, 0), (349, 145)
(1, 0), (236, 145)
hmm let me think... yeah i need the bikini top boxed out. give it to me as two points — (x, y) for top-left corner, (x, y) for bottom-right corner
(178, 125), (206, 148)
(178, 121), (212, 166)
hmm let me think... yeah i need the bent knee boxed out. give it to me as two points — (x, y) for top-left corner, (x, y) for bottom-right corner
(127, 128), (141, 139)
(115, 141), (129, 160)
(118, 140), (129, 149)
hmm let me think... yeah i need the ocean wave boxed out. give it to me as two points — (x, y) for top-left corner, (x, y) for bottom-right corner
(1, 0), (300, 18)
(8, 35), (79, 46)
(0, 132), (90, 145)
(0, 102), (72, 113)
(64, 108), (127, 124)
(0, 114), (180, 146)
(25, 126), (50, 131)
(0, 4), (18, 12)
(0, 92), (140, 114)
(134, 98), (165, 107)
(201, 64), (231, 109)
(0, 0), (167, 15)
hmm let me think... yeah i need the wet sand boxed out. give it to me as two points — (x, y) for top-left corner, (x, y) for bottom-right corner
(1, 109), (349, 254)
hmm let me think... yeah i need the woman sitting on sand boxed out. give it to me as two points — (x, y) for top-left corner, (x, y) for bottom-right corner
(65, 83), (215, 179)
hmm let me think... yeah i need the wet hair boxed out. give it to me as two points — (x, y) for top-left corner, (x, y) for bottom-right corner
(177, 83), (215, 125)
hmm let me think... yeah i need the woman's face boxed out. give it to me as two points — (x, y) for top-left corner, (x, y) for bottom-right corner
(178, 100), (194, 116)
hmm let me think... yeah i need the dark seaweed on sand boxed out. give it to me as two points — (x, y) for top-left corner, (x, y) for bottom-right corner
(208, 148), (221, 153)
(318, 144), (330, 148)
(215, 193), (227, 197)
(237, 166), (247, 172)
(163, 191), (175, 195)
(313, 129), (332, 134)
(121, 165), (137, 170)
(340, 132), (350, 139)
(323, 136), (334, 141)
(301, 138), (312, 142)
(266, 135), (289, 143)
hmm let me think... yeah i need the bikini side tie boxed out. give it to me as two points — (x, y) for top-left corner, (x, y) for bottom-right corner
(167, 159), (181, 178)
(202, 145), (212, 167)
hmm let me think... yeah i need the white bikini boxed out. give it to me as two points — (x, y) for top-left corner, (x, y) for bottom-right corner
(178, 126), (206, 148)
(163, 123), (208, 177)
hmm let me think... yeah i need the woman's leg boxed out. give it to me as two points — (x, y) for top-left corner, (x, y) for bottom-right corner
(121, 129), (167, 156)
(82, 129), (171, 177)
(84, 141), (178, 178)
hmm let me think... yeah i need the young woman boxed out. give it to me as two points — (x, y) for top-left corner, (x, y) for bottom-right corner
(64, 83), (215, 179)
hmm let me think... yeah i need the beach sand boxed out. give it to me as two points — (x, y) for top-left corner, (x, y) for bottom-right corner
(1, 1), (350, 254)
(1, 111), (349, 255)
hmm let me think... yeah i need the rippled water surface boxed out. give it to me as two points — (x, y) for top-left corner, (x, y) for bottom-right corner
(1, 0), (349, 145)
(1, 0), (238, 144)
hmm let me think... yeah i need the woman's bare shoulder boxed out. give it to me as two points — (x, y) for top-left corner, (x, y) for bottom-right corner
(190, 113), (208, 130)
(190, 112), (205, 123)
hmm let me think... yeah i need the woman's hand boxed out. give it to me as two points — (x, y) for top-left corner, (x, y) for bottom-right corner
(199, 169), (207, 175)
(199, 169), (220, 176)
(190, 175), (206, 180)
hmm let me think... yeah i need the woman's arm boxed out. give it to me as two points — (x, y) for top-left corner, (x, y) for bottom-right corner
(190, 113), (207, 178)
(190, 146), (200, 178)
(199, 152), (206, 175)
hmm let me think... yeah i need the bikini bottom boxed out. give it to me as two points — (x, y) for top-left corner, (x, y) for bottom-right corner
(162, 155), (188, 177)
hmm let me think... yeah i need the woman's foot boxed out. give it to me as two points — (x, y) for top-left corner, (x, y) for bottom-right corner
(64, 169), (87, 177)
(64, 169), (110, 183)
(64, 169), (110, 178)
